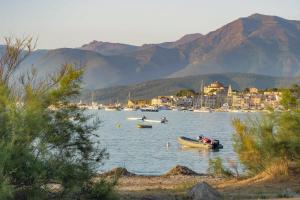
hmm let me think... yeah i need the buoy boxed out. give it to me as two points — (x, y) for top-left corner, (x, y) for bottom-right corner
(116, 123), (121, 128)
(166, 142), (170, 148)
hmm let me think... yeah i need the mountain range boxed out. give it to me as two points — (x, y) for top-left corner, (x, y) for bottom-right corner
(1, 13), (300, 90)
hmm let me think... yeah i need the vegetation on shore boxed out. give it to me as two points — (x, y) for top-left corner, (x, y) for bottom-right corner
(232, 84), (300, 176)
(0, 38), (117, 199)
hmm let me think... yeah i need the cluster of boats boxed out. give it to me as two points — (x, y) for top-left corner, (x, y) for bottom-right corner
(88, 105), (258, 113)
(104, 106), (159, 112)
(127, 115), (223, 150)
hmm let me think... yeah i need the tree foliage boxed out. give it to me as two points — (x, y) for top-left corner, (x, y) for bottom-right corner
(207, 157), (233, 177)
(232, 85), (300, 176)
(0, 38), (117, 199)
(176, 89), (197, 97)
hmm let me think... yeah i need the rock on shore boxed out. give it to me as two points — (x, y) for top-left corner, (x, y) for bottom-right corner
(187, 182), (222, 200)
(164, 165), (199, 176)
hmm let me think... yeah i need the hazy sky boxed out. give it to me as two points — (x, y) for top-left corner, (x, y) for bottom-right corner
(1, 0), (300, 49)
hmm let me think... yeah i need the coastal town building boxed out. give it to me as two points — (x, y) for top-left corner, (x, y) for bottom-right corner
(127, 99), (151, 107)
(151, 96), (174, 107)
(123, 82), (282, 110)
(197, 81), (233, 109)
(204, 81), (225, 95)
(249, 87), (259, 94)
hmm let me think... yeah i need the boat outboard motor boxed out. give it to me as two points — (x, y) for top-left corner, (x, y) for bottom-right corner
(212, 139), (222, 149)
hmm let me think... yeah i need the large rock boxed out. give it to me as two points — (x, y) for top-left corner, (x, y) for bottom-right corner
(102, 167), (135, 177)
(164, 165), (199, 176)
(187, 182), (222, 200)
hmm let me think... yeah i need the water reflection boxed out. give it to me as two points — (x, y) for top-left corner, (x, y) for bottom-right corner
(180, 146), (220, 153)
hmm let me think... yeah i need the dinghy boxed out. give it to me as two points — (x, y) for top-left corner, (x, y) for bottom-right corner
(137, 124), (152, 128)
(178, 136), (223, 149)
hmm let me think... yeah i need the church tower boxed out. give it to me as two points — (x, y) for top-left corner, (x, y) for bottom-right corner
(227, 84), (232, 97)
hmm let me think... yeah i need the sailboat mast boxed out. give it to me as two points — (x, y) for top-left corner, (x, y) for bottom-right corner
(91, 92), (94, 104)
(200, 80), (204, 108)
(128, 92), (131, 101)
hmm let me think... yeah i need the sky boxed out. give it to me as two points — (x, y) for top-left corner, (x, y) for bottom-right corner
(1, 0), (300, 49)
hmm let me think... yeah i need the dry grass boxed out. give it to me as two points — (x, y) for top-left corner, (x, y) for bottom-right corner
(216, 171), (300, 199)
(117, 172), (300, 200)
(264, 160), (290, 177)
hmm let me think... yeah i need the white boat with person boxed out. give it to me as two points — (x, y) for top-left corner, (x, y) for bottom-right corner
(127, 116), (168, 123)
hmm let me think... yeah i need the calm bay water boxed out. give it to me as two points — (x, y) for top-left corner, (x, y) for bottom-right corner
(89, 110), (252, 175)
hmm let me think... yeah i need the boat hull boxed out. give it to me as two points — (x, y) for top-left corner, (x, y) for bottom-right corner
(105, 107), (121, 111)
(178, 136), (222, 149)
(137, 124), (152, 128)
(140, 107), (159, 112)
(123, 108), (137, 111)
(178, 137), (212, 149)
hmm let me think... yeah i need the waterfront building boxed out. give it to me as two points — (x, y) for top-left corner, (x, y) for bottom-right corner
(249, 87), (259, 94)
(151, 96), (174, 107)
(127, 99), (152, 107)
(232, 94), (243, 109)
(204, 81), (225, 95)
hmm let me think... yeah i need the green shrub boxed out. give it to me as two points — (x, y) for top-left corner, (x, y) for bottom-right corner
(83, 180), (119, 200)
(232, 86), (300, 176)
(208, 157), (233, 177)
(0, 38), (116, 199)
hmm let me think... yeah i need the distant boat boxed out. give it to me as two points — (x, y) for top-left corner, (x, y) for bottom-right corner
(229, 109), (242, 113)
(178, 136), (223, 149)
(137, 124), (152, 128)
(159, 106), (171, 111)
(105, 106), (121, 111)
(193, 107), (212, 113)
(123, 107), (137, 111)
(140, 106), (159, 112)
(127, 117), (167, 123)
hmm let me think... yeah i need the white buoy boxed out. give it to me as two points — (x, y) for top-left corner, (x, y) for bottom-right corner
(166, 142), (170, 148)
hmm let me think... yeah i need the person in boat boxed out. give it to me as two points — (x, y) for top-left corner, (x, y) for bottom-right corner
(161, 116), (167, 123)
(197, 135), (203, 140)
(197, 135), (211, 144)
(142, 115), (147, 121)
(202, 137), (211, 144)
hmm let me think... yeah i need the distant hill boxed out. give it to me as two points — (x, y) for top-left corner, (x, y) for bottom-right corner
(169, 13), (300, 78)
(81, 73), (299, 103)
(79, 33), (203, 54)
(1, 14), (300, 90)
(80, 41), (138, 56)
(19, 47), (186, 89)
(153, 33), (203, 49)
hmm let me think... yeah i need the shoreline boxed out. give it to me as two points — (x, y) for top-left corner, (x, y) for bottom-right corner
(99, 166), (300, 200)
